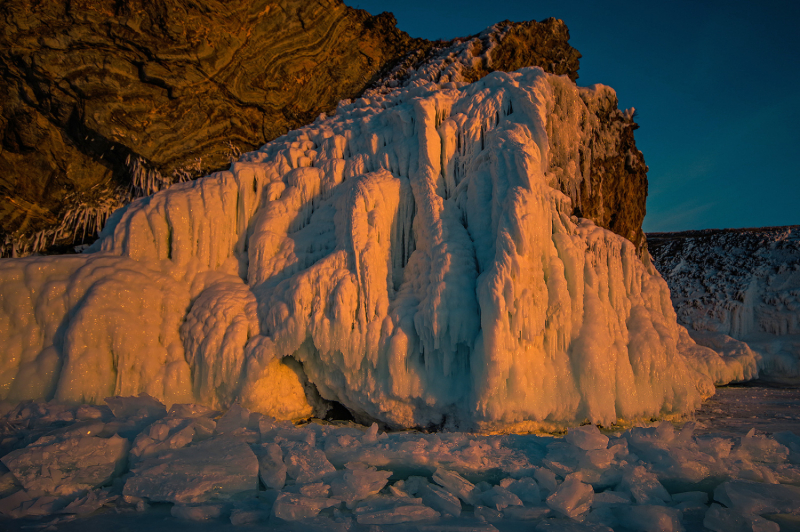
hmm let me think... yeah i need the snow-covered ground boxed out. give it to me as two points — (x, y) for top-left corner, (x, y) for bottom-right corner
(2, 391), (800, 532)
(649, 226), (800, 380)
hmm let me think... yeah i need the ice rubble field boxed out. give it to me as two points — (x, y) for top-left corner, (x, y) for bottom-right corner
(2, 396), (800, 532)
(0, 29), (757, 432)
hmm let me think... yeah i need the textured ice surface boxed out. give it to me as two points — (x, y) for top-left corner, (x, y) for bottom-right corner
(123, 436), (258, 503)
(546, 474), (593, 518)
(2, 399), (800, 530)
(0, 30), (743, 429)
(1, 434), (128, 496)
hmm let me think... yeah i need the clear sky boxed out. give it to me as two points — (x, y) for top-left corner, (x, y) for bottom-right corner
(349, 0), (800, 232)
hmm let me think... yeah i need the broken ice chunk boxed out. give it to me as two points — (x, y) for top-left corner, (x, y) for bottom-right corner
(354, 496), (440, 525)
(123, 436), (258, 503)
(362, 422), (380, 444)
(534, 467), (559, 496)
(105, 394), (166, 420)
(1, 434), (129, 496)
(565, 425), (609, 451)
(253, 442), (286, 490)
(104, 394), (168, 439)
(59, 488), (118, 515)
(615, 505), (683, 532)
(129, 417), (212, 466)
(736, 428), (790, 463)
(592, 490), (631, 506)
(299, 482), (330, 498)
(503, 505), (551, 520)
(281, 441), (336, 484)
(328, 467), (391, 508)
(418, 482), (462, 517)
(714, 479), (800, 515)
(433, 468), (481, 505)
(546, 473), (593, 519)
(619, 466), (671, 504)
(480, 485), (523, 510)
(506, 477), (541, 505)
(474, 504), (503, 523)
(670, 491), (708, 505)
(703, 503), (779, 532)
(271, 492), (340, 521)
(216, 403), (251, 434)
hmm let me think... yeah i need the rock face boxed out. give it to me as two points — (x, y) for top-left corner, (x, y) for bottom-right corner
(649, 226), (800, 377)
(0, 0), (595, 256)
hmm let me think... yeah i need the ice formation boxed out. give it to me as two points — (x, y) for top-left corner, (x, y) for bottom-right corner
(0, 30), (744, 430)
(650, 227), (800, 379)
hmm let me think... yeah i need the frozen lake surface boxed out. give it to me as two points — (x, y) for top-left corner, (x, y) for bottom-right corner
(692, 381), (800, 439)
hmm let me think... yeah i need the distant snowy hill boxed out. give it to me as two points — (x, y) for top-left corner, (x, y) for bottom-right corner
(649, 226), (800, 378)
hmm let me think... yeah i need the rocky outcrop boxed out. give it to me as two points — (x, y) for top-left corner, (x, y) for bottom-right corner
(0, 0), (423, 254)
(0, 1), (647, 256)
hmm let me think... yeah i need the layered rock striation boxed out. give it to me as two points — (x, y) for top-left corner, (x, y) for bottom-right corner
(1, 0), (598, 256)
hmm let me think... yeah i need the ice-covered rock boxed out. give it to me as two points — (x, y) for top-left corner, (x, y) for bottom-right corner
(0, 51), (738, 429)
(123, 436), (258, 503)
(1, 434), (128, 496)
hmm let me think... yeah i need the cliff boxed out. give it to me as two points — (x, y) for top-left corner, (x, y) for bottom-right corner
(0, 1), (647, 256)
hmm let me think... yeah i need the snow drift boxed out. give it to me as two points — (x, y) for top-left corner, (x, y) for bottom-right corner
(0, 35), (740, 430)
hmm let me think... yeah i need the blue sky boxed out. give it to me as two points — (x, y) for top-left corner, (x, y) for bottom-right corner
(349, 0), (800, 232)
